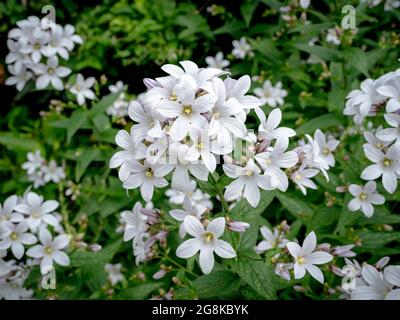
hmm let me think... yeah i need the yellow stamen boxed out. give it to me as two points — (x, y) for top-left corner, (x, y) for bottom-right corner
(297, 256), (306, 264)
(383, 158), (391, 167)
(204, 232), (214, 242)
(145, 168), (153, 178)
(11, 232), (18, 240)
(359, 193), (367, 201)
(183, 105), (192, 115)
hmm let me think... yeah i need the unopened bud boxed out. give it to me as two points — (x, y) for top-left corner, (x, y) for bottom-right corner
(227, 221), (250, 233)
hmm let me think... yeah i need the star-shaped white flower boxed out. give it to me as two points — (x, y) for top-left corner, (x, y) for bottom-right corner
(286, 231), (333, 284)
(176, 216), (236, 274)
(348, 181), (385, 217)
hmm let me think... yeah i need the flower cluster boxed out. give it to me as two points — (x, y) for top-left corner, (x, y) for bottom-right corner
(333, 256), (400, 300)
(22, 150), (65, 189)
(258, 229), (355, 284)
(106, 81), (131, 118)
(0, 191), (70, 299)
(343, 67), (400, 216)
(5, 16), (82, 91)
(118, 202), (167, 265)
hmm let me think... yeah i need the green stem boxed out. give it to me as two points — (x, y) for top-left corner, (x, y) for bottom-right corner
(159, 254), (199, 277)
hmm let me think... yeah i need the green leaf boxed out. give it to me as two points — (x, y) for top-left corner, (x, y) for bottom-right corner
(193, 271), (240, 299)
(231, 190), (276, 217)
(70, 240), (121, 291)
(241, 1), (258, 27)
(75, 148), (102, 181)
(88, 91), (121, 118)
(116, 283), (162, 300)
(0, 132), (41, 151)
(276, 192), (314, 221)
(232, 252), (276, 300)
(296, 114), (344, 135)
(67, 110), (89, 144)
(293, 43), (341, 62)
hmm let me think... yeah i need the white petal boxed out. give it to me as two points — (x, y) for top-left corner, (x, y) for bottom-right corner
(214, 240), (236, 258)
(305, 264), (324, 284)
(53, 251), (70, 266)
(302, 231), (317, 255)
(176, 238), (201, 258)
(199, 247), (215, 274)
(206, 217), (225, 238)
(183, 215), (204, 237)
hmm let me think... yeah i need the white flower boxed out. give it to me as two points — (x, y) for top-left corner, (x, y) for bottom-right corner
(165, 181), (213, 210)
(157, 78), (217, 142)
(176, 216), (236, 274)
(224, 75), (262, 111)
(121, 202), (149, 241)
(314, 129), (339, 167)
(22, 150), (45, 175)
(0, 196), (24, 226)
(300, 0), (311, 9)
(5, 64), (32, 91)
(122, 160), (169, 202)
(105, 263), (124, 286)
(0, 221), (37, 259)
(363, 130), (390, 150)
(376, 113), (400, 144)
(286, 231), (333, 284)
(254, 80), (287, 108)
(14, 192), (59, 229)
(128, 101), (164, 142)
(223, 158), (273, 207)
(0, 277), (33, 300)
(205, 52), (230, 70)
(170, 196), (207, 238)
(291, 167), (319, 195)
(255, 138), (299, 191)
(19, 28), (49, 63)
(326, 28), (341, 46)
(232, 37), (253, 59)
(206, 77), (247, 144)
(351, 264), (400, 300)
(26, 228), (70, 273)
(348, 181), (385, 217)
(69, 73), (96, 105)
(377, 75), (400, 112)
(42, 25), (69, 59)
(361, 143), (400, 193)
(109, 130), (146, 181)
(256, 108), (296, 143)
(33, 56), (71, 90)
(255, 225), (288, 254)
(42, 160), (65, 183)
(345, 78), (386, 118)
(62, 24), (83, 50)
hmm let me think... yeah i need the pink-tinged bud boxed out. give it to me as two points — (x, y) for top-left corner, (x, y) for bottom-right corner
(293, 285), (305, 293)
(335, 186), (347, 193)
(333, 244), (356, 257)
(140, 208), (160, 219)
(89, 244), (102, 252)
(317, 243), (331, 252)
(137, 271), (146, 281)
(331, 265), (345, 277)
(227, 221), (250, 233)
(256, 139), (270, 153)
(382, 224), (393, 231)
(143, 78), (161, 89)
(155, 230), (168, 241)
(153, 269), (168, 280)
(375, 256), (390, 270)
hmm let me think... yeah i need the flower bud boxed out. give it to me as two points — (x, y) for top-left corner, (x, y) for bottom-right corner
(227, 221), (250, 233)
